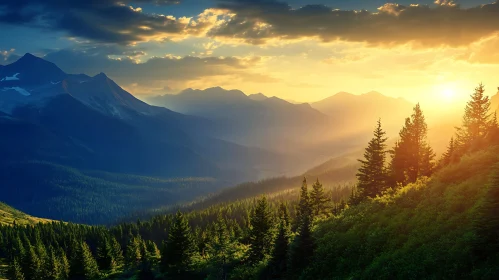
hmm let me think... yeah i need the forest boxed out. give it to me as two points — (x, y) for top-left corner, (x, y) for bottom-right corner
(1, 84), (499, 279)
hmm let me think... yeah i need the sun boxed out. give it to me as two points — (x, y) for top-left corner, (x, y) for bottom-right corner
(441, 87), (456, 101)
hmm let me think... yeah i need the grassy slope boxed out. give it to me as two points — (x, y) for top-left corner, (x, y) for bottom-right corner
(0, 202), (51, 226)
(305, 147), (499, 279)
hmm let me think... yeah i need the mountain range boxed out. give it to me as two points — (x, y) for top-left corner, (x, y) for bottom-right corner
(0, 53), (429, 223)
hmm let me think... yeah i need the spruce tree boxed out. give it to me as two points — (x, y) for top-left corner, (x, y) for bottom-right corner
(145, 240), (160, 264)
(390, 104), (435, 185)
(161, 211), (196, 274)
(110, 236), (124, 268)
(310, 179), (330, 217)
(71, 242), (100, 280)
(270, 202), (291, 278)
(207, 214), (232, 279)
(456, 83), (492, 153)
(439, 137), (456, 168)
(248, 196), (273, 264)
(486, 111), (499, 144)
(22, 246), (42, 280)
(125, 236), (142, 268)
(46, 249), (63, 280)
(97, 237), (116, 271)
(8, 258), (25, 280)
(357, 119), (388, 198)
(288, 207), (315, 279)
(58, 248), (70, 280)
(296, 178), (311, 229)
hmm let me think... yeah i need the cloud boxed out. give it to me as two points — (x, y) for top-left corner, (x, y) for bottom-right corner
(209, 0), (499, 47)
(0, 49), (20, 64)
(458, 34), (499, 64)
(3, 0), (499, 48)
(42, 46), (276, 94)
(0, 0), (192, 44)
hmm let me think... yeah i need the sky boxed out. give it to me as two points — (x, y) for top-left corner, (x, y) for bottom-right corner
(1, 0), (499, 108)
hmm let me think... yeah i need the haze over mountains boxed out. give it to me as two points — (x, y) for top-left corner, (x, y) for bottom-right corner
(0, 53), (475, 223)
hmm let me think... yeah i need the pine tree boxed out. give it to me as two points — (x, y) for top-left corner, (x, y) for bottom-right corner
(207, 214), (233, 279)
(456, 83), (492, 153)
(288, 207), (315, 279)
(21, 245), (42, 280)
(390, 104), (435, 185)
(71, 242), (100, 280)
(110, 236), (124, 268)
(46, 249), (63, 280)
(58, 248), (70, 280)
(439, 137), (456, 168)
(161, 211), (196, 274)
(357, 119), (388, 198)
(97, 237), (116, 271)
(486, 111), (499, 143)
(296, 178), (311, 229)
(270, 202), (291, 278)
(125, 236), (142, 268)
(310, 179), (330, 217)
(10, 236), (25, 262)
(8, 258), (25, 280)
(248, 196), (274, 264)
(145, 240), (160, 264)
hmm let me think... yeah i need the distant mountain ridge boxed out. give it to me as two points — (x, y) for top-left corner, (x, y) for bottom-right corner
(0, 54), (292, 185)
(311, 90), (414, 136)
(147, 87), (329, 157)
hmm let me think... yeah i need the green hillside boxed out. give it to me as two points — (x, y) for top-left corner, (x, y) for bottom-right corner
(0, 161), (223, 225)
(0, 202), (51, 226)
(305, 147), (499, 279)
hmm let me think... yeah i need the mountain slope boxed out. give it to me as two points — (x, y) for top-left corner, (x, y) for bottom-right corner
(0, 202), (52, 226)
(305, 146), (499, 279)
(0, 161), (223, 224)
(148, 87), (330, 157)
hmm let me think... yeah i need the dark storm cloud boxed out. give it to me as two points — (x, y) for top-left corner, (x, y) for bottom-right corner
(211, 0), (499, 47)
(43, 47), (266, 85)
(0, 0), (187, 44)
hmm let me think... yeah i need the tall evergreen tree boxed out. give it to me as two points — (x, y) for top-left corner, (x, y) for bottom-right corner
(207, 214), (233, 279)
(161, 211), (197, 274)
(270, 202), (291, 278)
(145, 240), (160, 264)
(96, 236), (116, 271)
(47, 249), (64, 280)
(8, 258), (25, 280)
(70, 242), (100, 280)
(58, 248), (70, 280)
(288, 206), (315, 279)
(21, 245), (42, 280)
(456, 83), (492, 153)
(439, 137), (456, 168)
(110, 236), (124, 268)
(310, 179), (330, 217)
(390, 104), (435, 185)
(296, 178), (311, 229)
(486, 111), (499, 143)
(357, 119), (388, 198)
(125, 236), (142, 268)
(248, 196), (273, 264)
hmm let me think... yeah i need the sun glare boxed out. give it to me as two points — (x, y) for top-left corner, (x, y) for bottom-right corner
(441, 88), (456, 101)
(434, 82), (462, 104)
